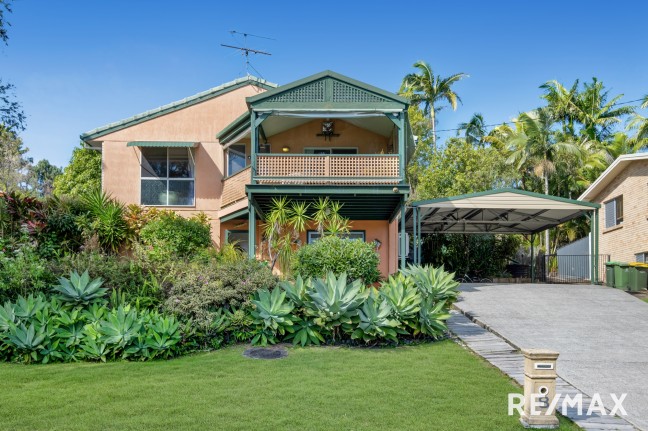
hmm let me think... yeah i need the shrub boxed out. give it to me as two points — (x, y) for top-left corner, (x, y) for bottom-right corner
(139, 212), (211, 260)
(293, 235), (381, 283)
(0, 246), (56, 301)
(164, 259), (277, 328)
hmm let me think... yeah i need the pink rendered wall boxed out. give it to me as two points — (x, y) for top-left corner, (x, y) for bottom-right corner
(98, 84), (266, 244)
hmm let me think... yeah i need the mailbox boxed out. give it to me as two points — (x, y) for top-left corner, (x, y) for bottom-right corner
(520, 348), (559, 429)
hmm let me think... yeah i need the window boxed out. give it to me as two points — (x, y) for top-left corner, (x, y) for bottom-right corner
(140, 147), (194, 206)
(226, 230), (248, 253)
(307, 230), (365, 244)
(604, 196), (623, 228)
(227, 144), (247, 176)
(304, 148), (358, 154)
(635, 252), (648, 263)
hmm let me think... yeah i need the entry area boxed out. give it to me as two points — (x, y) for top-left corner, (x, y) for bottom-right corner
(405, 189), (602, 283)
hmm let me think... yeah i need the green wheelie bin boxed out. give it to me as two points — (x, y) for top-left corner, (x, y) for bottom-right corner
(629, 262), (648, 291)
(605, 261), (616, 287)
(614, 262), (630, 290)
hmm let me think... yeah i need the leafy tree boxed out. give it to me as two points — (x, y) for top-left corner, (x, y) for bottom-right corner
(28, 159), (62, 196)
(0, 1), (25, 131)
(0, 125), (30, 191)
(399, 61), (467, 152)
(416, 137), (519, 200)
(627, 95), (648, 146)
(53, 144), (102, 197)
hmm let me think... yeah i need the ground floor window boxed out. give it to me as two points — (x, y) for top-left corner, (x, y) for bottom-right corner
(307, 230), (365, 244)
(140, 147), (195, 206)
(226, 230), (249, 253)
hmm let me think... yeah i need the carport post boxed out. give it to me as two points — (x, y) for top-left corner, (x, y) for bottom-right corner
(589, 212), (595, 284)
(595, 208), (599, 284)
(412, 206), (418, 265)
(400, 199), (406, 269)
(417, 207), (422, 264)
(530, 233), (535, 283)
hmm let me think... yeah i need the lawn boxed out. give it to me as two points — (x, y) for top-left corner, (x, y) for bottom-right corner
(0, 340), (578, 431)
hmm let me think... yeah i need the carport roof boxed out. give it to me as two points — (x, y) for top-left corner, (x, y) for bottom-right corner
(407, 188), (599, 235)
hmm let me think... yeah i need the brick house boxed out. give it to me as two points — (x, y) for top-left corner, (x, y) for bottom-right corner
(579, 153), (648, 262)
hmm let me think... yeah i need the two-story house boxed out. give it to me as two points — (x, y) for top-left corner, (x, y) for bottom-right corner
(81, 71), (413, 276)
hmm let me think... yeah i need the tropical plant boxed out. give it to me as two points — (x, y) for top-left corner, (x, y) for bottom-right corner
(303, 272), (366, 341)
(81, 190), (130, 253)
(250, 288), (295, 346)
(400, 264), (459, 305)
(417, 297), (452, 338)
(52, 270), (108, 305)
(98, 305), (142, 350)
(352, 290), (402, 343)
(399, 61), (468, 151)
(378, 273), (421, 324)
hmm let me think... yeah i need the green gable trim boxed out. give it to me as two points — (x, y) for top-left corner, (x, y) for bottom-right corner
(81, 76), (277, 142)
(411, 188), (601, 209)
(247, 70), (408, 109)
(220, 208), (249, 222)
(216, 111), (250, 144)
(126, 141), (196, 148)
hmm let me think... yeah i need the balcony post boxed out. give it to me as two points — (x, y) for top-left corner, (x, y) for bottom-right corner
(396, 113), (405, 183)
(248, 198), (256, 260)
(250, 111), (257, 185)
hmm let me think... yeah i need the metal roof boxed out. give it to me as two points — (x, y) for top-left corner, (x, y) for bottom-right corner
(81, 76), (277, 142)
(407, 188), (599, 235)
(578, 152), (648, 202)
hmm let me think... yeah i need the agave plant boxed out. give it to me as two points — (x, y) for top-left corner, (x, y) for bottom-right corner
(52, 271), (108, 305)
(0, 302), (16, 332)
(304, 272), (366, 340)
(250, 288), (295, 346)
(80, 339), (109, 362)
(379, 274), (421, 325)
(401, 264), (459, 305)
(286, 317), (326, 347)
(13, 294), (47, 319)
(417, 298), (452, 338)
(144, 315), (181, 358)
(352, 291), (402, 343)
(55, 308), (86, 347)
(99, 305), (142, 350)
(7, 323), (46, 362)
(279, 275), (310, 308)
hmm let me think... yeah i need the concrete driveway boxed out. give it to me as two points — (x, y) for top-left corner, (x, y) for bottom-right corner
(454, 283), (648, 431)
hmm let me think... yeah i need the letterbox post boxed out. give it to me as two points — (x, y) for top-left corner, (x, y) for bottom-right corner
(520, 348), (560, 429)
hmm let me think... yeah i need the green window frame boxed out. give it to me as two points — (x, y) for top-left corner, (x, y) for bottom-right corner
(140, 147), (195, 207)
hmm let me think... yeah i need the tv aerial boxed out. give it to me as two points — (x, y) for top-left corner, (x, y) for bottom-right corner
(221, 30), (274, 78)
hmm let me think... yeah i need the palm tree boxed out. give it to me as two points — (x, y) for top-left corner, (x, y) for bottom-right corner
(399, 61), (467, 151)
(496, 108), (583, 251)
(627, 95), (648, 146)
(458, 113), (486, 147)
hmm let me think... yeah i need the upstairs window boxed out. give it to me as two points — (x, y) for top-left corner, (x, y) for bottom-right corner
(307, 230), (365, 244)
(140, 147), (194, 206)
(227, 144), (247, 176)
(604, 195), (623, 228)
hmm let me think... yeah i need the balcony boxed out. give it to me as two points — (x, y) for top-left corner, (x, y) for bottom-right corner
(256, 154), (400, 185)
(221, 154), (402, 209)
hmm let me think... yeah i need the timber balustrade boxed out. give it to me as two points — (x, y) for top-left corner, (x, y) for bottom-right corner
(256, 154), (400, 184)
(221, 155), (401, 208)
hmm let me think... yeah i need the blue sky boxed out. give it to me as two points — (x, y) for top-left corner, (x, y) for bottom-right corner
(3, 0), (648, 167)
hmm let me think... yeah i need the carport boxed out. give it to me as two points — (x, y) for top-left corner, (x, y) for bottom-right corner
(405, 189), (601, 282)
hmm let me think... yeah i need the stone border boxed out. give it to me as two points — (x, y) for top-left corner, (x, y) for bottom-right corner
(447, 310), (637, 430)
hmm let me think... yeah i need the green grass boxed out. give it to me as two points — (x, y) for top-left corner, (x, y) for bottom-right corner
(0, 340), (578, 431)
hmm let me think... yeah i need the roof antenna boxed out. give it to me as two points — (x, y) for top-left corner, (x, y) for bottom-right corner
(221, 31), (273, 78)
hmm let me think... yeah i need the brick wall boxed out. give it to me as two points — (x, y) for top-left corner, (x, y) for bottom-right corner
(593, 160), (648, 262)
